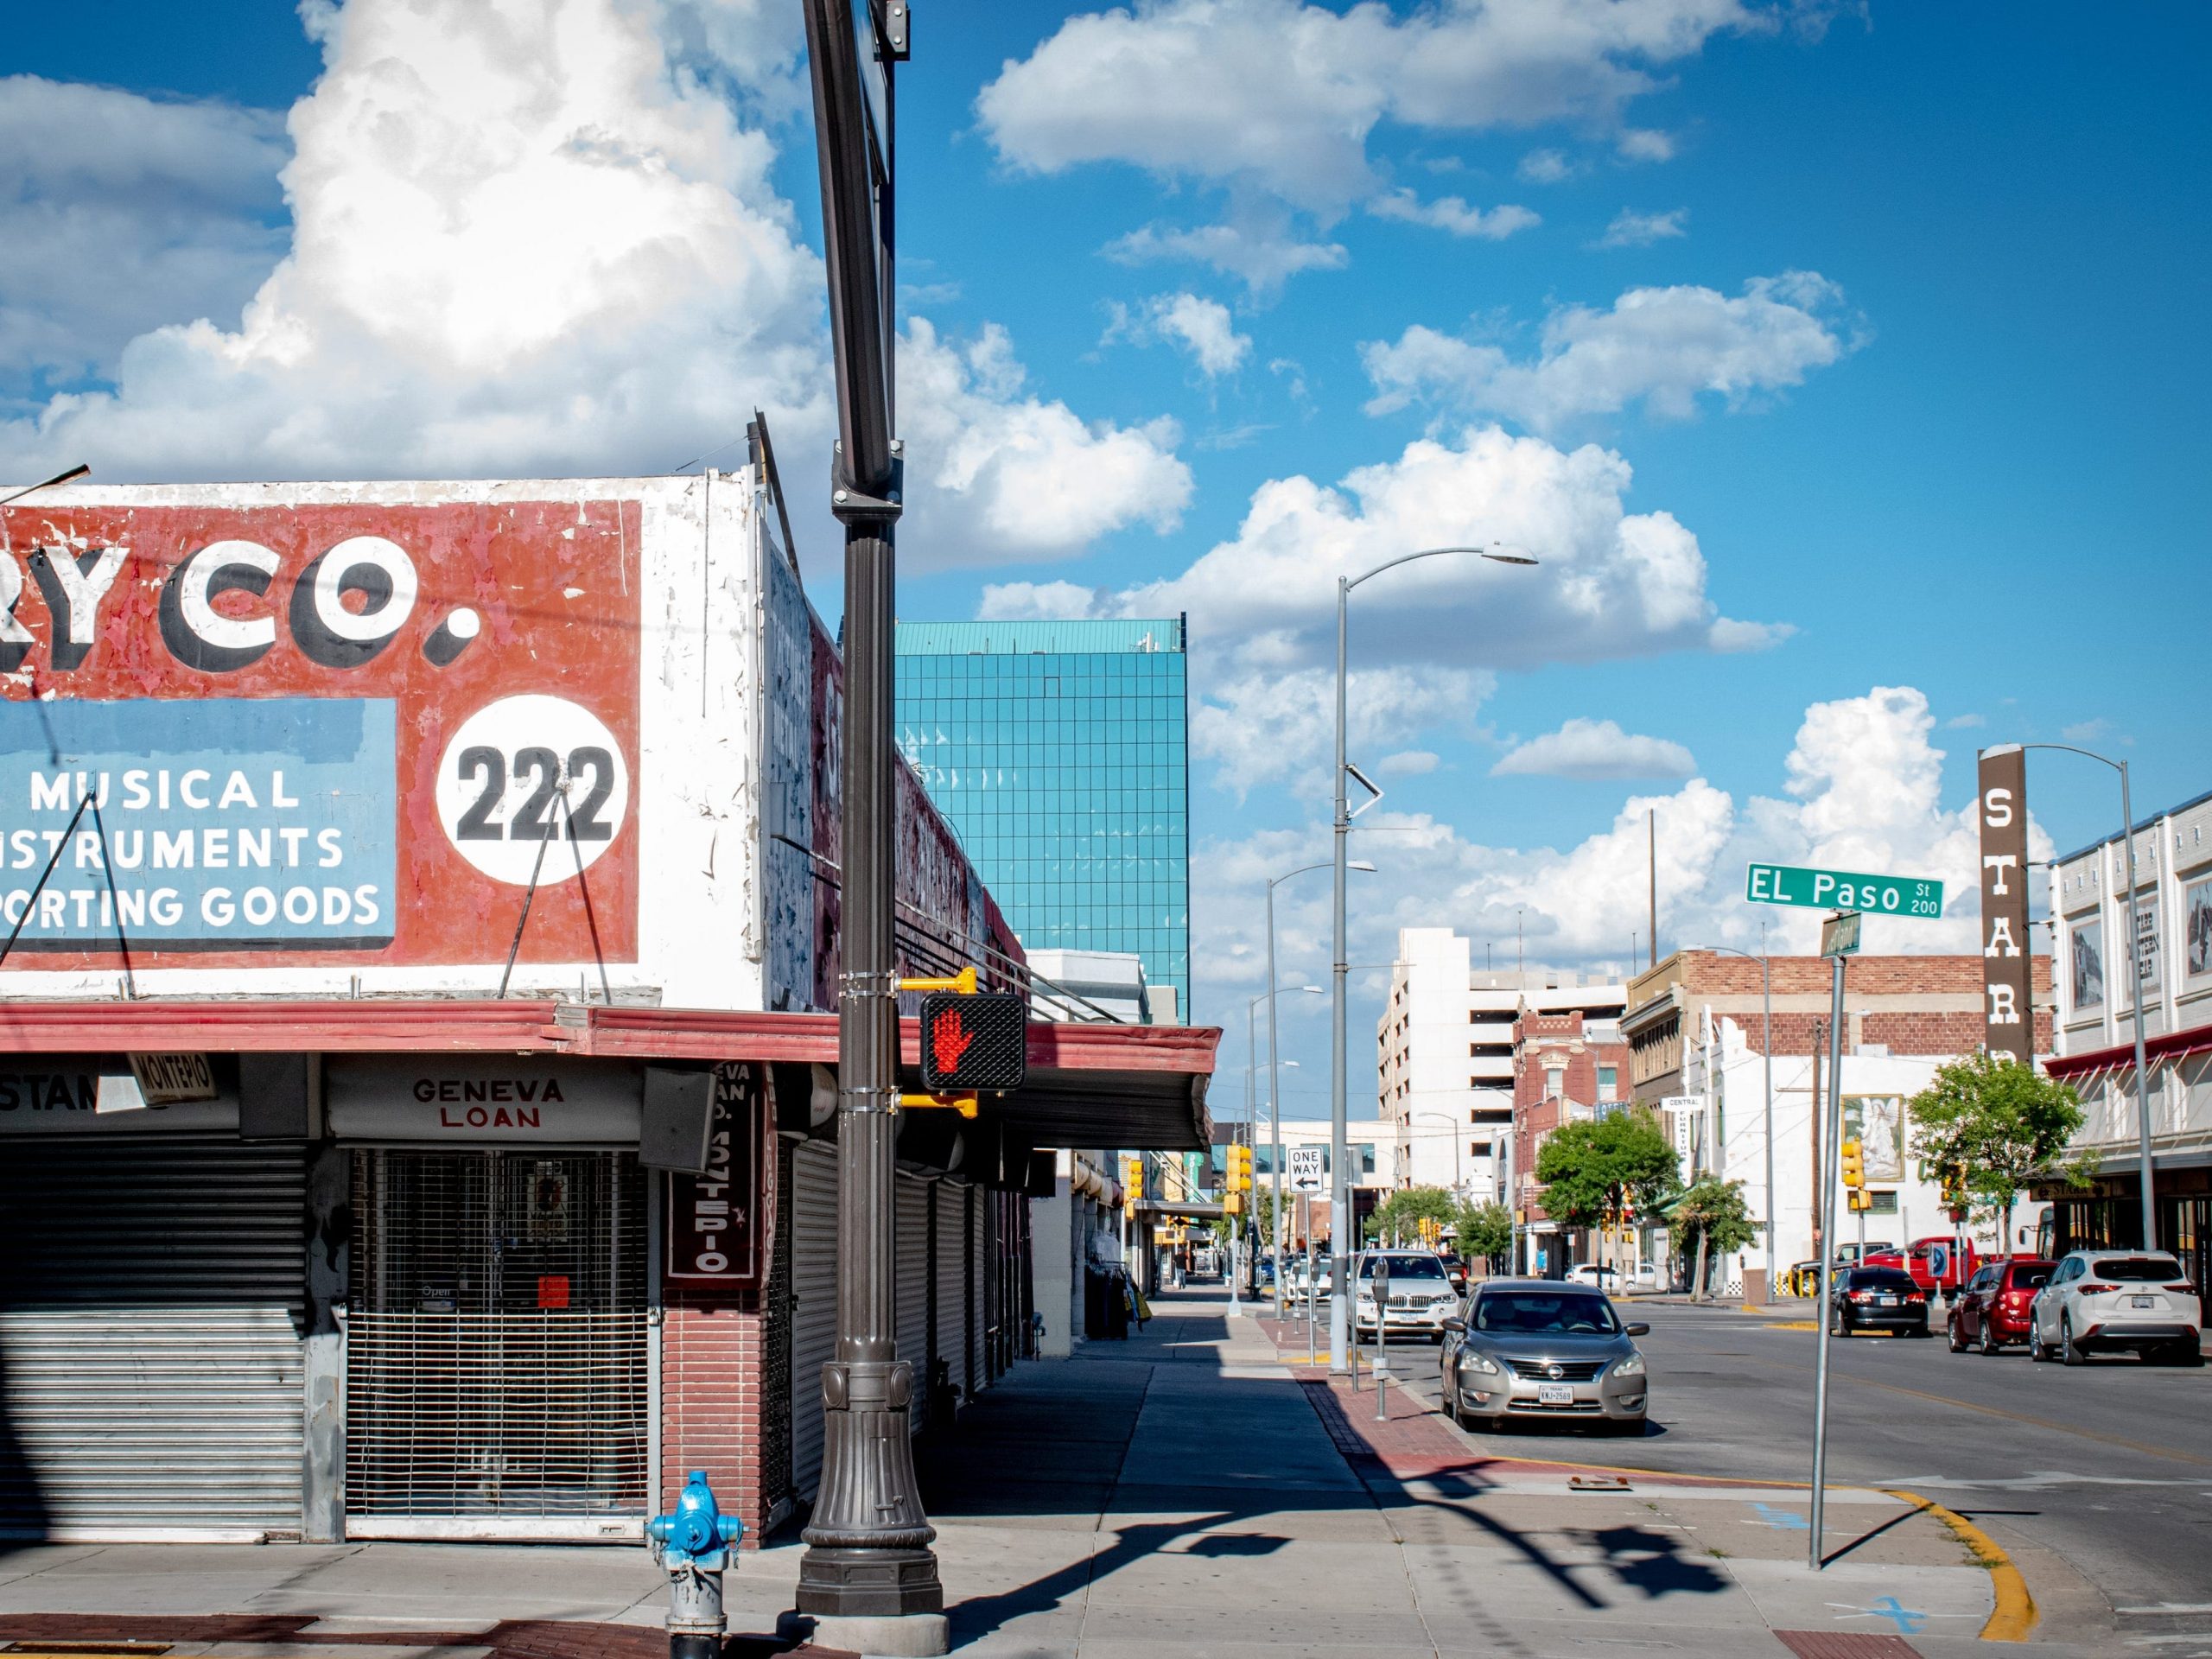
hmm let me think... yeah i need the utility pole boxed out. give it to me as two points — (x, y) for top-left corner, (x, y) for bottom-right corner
(1809, 1020), (1824, 1258)
(1647, 809), (1657, 969)
(792, 0), (945, 1646)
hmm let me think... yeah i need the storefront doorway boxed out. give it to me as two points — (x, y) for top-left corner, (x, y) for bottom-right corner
(345, 1148), (650, 1537)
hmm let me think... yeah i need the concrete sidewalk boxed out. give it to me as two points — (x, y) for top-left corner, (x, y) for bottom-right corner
(0, 1290), (2102, 1656)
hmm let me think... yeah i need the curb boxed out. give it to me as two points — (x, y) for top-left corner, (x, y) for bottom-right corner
(1885, 1487), (2037, 1643)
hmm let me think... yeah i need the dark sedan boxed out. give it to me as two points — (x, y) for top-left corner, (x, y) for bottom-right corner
(1830, 1266), (1931, 1336)
(1949, 1257), (2054, 1355)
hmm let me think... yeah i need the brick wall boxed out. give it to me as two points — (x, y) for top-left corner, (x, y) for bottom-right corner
(657, 1125), (788, 1548)
(660, 1287), (768, 1543)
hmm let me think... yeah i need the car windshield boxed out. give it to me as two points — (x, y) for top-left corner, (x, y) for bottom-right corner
(2010, 1265), (2051, 1288)
(2093, 1257), (2183, 1282)
(1472, 1292), (1619, 1335)
(1361, 1255), (1446, 1280)
(1847, 1268), (1919, 1290)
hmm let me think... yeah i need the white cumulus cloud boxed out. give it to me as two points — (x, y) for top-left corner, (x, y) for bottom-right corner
(1196, 685), (2056, 998)
(1103, 292), (1252, 377)
(1104, 220), (1349, 295)
(982, 423), (1785, 795)
(1362, 271), (1858, 429)
(1368, 189), (1541, 240)
(978, 0), (1763, 214)
(1493, 717), (1696, 779)
(980, 0), (1770, 286)
(0, 76), (289, 386)
(1598, 207), (1689, 247)
(0, 0), (1190, 570)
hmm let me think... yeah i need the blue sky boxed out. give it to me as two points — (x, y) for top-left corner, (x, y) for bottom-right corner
(5, 1), (2207, 1115)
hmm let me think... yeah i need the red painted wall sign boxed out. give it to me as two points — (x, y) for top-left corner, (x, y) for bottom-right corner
(0, 499), (640, 969)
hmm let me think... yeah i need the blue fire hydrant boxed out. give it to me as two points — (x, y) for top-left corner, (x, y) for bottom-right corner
(646, 1470), (744, 1659)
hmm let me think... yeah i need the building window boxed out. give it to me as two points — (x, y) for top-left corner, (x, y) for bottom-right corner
(2188, 876), (2212, 980)
(1545, 1065), (1564, 1100)
(1598, 1065), (1618, 1103)
(2071, 919), (2104, 1010)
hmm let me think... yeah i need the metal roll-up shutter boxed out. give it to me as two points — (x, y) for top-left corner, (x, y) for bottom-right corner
(790, 1141), (838, 1501)
(0, 1138), (308, 1539)
(969, 1187), (987, 1392)
(894, 1173), (930, 1436)
(934, 1182), (969, 1408)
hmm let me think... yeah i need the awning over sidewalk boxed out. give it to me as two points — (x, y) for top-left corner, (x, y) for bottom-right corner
(0, 999), (1218, 1152)
(2045, 1019), (2212, 1090)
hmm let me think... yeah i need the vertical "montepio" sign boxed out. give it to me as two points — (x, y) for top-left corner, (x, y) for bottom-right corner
(1977, 746), (2032, 1064)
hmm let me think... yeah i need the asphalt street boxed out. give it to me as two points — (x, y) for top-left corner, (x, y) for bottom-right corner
(1368, 1299), (2212, 1647)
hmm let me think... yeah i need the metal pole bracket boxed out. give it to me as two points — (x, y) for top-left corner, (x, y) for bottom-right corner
(831, 451), (905, 526)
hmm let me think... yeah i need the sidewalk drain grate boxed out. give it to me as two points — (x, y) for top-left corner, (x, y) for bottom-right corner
(1568, 1475), (1631, 1491)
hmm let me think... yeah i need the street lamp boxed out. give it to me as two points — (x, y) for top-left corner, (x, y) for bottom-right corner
(1244, 984), (1322, 1307)
(1332, 545), (1536, 1372)
(1270, 859), (1372, 1316)
(1688, 933), (1773, 1301)
(1991, 743), (2157, 1252)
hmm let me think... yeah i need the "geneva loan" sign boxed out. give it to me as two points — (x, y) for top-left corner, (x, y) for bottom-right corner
(325, 1055), (643, 1141)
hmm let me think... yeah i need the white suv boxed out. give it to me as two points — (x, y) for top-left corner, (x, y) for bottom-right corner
(1353, 1250), (1460, 1342)
(2029, 1249), (2202, 1366)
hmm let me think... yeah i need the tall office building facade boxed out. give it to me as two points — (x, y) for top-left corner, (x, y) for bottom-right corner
(895, 618), (1191, 1017)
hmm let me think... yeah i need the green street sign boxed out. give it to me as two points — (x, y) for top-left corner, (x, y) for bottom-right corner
(1745, 863), (1943, 918)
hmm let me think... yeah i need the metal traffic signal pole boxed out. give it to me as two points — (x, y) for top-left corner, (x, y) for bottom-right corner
(1807, 920), (1851, 1570)
(791, 0), (946, 1643)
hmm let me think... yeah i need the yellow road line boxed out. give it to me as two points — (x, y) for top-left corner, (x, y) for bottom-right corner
(1887, 1486), (2037, 1642)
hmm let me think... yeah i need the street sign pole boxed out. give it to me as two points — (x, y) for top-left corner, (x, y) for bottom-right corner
(1808, 913), (1853, 1570)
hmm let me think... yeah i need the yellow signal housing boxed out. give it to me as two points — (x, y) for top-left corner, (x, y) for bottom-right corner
(1839, 1137), (1866, 1192)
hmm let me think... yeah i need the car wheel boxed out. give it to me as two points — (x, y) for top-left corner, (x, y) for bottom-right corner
(2062, 1314), (2086, 1366)
(2166, 1339), (2205, 1368)
(1948, 1315), (1967, 1353)
(1980, 1321), (2000, 1357)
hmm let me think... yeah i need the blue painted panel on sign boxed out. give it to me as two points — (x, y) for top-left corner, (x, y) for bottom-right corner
(0, 698), (397, 951)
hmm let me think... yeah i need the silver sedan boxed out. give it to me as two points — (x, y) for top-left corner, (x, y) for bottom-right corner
(1440, 1278), (1651, 1434)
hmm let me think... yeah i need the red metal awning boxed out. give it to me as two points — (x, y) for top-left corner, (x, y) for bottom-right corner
(2046, 1019), (2212, 1082)
(0, 999), (1219, 1150)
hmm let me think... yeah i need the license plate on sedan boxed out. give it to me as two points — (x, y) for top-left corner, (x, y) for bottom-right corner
(1537, 1383), (1573, 1406)
(1877, 1295), (1897, 1306)
(2133, 1294), (2158, 1308)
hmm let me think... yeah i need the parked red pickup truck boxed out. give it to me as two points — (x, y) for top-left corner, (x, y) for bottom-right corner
(1864, 1236), (1979, 1294)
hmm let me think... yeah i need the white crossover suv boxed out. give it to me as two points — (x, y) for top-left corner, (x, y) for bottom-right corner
(2029, 1249), (2202, 1366)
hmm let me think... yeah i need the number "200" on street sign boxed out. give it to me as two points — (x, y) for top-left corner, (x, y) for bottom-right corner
(1745, 862), (1943, 918)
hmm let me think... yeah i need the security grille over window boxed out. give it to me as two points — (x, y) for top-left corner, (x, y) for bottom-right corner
(346, 1150), (648, 1520)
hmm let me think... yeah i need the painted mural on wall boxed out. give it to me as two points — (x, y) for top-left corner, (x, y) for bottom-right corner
(0, 499), (639, 968)
(755, 539), (1022, 1014)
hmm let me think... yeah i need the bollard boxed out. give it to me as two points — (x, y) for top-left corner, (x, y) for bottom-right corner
(1373, 1346), (1389, 1421)
(646, 1469), (744, 1659)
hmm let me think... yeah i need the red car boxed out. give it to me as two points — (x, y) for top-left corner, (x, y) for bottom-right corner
(1866, 1236), (1980, 1295)
(1948, 1256), (2056, 1354)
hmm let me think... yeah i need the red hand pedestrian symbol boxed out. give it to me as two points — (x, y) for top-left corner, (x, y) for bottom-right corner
(931, 1007), (975, 1077)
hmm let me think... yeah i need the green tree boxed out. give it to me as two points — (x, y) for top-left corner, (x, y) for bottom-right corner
(1535, 1110), (1679, 1275)
(1667, 1177), (1764, 1300)
(1457, 1201), (1513, 1269)
(1906, 1054), (2089, 1249)
(1363, 1184), (1458, 1243)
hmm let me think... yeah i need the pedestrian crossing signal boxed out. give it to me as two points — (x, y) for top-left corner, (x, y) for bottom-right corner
(1839, 1138), (1866, 1192)
(918, 991), (1027, 1092)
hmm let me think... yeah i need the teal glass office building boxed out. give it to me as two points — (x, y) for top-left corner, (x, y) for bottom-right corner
(895, 617), (1190, 1015)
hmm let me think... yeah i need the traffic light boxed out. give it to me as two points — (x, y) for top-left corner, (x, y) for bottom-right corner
(1224, 1192), (1243, 1216)
(1847, 1188), (1873, 1213)
(1122, 1154), (1144, 1213)
(1225, 1144), (1253, 1192)
(1839, 1137), (1865, 1192)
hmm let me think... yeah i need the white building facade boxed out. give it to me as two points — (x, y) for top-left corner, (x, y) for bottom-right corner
(1376, 927), (1623, 1209)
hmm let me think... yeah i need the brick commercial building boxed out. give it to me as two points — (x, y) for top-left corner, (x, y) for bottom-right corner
(2044, 785), (2212, 1287)
(1507, 1008), (1630, 1279)
(0, 465), (1213, 1546)
(1621, 951), (2052, 1294)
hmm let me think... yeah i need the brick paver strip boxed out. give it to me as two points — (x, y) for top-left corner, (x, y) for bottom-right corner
(0, 1616), (838, 1659)
(1774, 1632), (1924, 1658)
